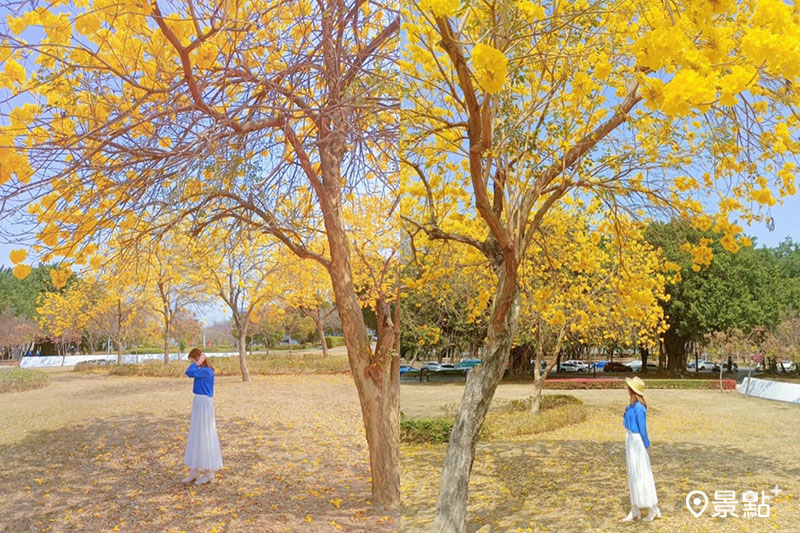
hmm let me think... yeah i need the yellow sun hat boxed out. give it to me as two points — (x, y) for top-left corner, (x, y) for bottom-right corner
(625, 376), (646, 396)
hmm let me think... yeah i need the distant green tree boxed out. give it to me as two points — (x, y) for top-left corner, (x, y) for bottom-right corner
(647, 221), (783, 371)
(0, 264), (60, 319)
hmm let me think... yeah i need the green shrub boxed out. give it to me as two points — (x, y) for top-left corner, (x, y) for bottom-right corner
(0, 369), (52, 394)
(325, 336), (346, 348)
(401, 418), (454, 444)
(74, 360), (111, 373)
(404, 394), (586, 444)
(498, 394), (582, 412)
(480, 405), (588, 440)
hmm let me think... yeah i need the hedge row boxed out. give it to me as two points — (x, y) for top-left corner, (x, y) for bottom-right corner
(541, 378), (736, 390)
(0, 369), (52, 394)
(75, 353), (351, 377)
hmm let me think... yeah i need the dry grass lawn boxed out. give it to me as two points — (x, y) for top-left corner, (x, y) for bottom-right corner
(401, 382), (800, 532)
(0, 369), (399, 532)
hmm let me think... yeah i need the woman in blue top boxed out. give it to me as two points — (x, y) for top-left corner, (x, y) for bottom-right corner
(182, 348), (223, 485)
(622, 376), (660, 522)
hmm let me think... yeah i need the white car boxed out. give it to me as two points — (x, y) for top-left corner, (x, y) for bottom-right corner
(778, 361), (796, 372)
(421, 362), (441, 371)
(557, 361), (587, 373)
(687, 360), (719, 372)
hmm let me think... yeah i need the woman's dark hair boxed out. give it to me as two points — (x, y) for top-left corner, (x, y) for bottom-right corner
(188, 347), (214, 372)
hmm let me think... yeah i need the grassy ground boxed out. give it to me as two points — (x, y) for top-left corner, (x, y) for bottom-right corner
(0, 368), (51, 393)
(0, 370), (398, 532)
(401, 383), (800, 532)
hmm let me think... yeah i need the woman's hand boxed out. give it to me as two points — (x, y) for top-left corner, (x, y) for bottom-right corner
(196, 353), (207, 366)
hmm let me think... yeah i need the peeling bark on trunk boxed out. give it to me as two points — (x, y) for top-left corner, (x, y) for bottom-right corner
(434, 273), (520, 533)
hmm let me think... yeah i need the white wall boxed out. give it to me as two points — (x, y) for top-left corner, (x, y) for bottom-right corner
(738, 377), (800, 405)
(19, 352), (240, 368)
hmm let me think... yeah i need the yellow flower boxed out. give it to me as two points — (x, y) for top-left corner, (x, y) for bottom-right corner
(13, 264), (32, 280)
(50, 267), (72, 289)
(420, 0), (459, 18)
(515, 1), (545, 22)
(10, 249), (27, 264)
(3, 59), (26, 86)
(471, 43), (508, 94)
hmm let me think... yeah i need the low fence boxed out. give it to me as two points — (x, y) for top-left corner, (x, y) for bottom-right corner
(738, 377), (800, 405)
(19, 352), (241, 368)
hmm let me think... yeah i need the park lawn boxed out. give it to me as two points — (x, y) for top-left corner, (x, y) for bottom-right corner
(0, 370), (398, 533)
(400, 383), (800, 532)
(0, 368), (51, 393)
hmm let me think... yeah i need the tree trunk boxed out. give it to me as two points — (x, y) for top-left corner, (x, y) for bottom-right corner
(434, 275), (520, 533)
(238, 327), (251, 382)
(116, 298), (123, 365)
(663, 328), (686, 373)
(326, 254), (400, 507)
(394, 264), (402, 358)
(530, 354), (545, 415)
(639, 345), (649, 374)
(316, 178), (400, 507)
(314, 314), (329, 358)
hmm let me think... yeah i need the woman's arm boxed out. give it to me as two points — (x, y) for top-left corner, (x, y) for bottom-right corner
(185, 362), (213, 379)
(635, 406), (650, 449)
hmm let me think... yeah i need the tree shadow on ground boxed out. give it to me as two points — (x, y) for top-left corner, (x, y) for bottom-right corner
(402, 439), (797, 533)
(1, 413), (397, 532)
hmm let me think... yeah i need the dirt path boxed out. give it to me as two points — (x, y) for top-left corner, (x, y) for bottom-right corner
(0, 372), (398, 532)
(401, 382), (800, 532)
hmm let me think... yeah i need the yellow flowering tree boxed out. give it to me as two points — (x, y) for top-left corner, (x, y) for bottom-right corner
(193, 225), (290, 381)
(0, 0), (400, 503)
(402, 0), (800, 529)
(517, 206), (671, 413)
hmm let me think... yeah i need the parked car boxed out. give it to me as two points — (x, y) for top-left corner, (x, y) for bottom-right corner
(687, 360), (719, 372)
(400, 365), (418, 374)
(627, 361), (659, 373)
(557, 361), (587, 373)
(778, 360), (796, 372)
(457, 358), (483, 369)
(563, 360), (589, 371)
(591, 361), (609, 371)
(439, 363), (457, 370)
(603, 361), (633, 373)
(421, 362), (441, 371)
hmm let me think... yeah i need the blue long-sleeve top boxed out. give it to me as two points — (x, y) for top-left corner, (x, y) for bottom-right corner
(186, 362), (214, 397)
(623, 401), (650, 449)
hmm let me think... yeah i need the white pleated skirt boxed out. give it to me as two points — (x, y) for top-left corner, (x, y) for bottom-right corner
(625, 430), (658, 508)
(184, 394), (223, 471)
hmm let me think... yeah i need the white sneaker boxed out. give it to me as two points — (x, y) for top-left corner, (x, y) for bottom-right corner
(643, 507), (661, 522)
(182, 469), (198, 483)
(195, 472), (215, 485)
(622, 507), (641, 522)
